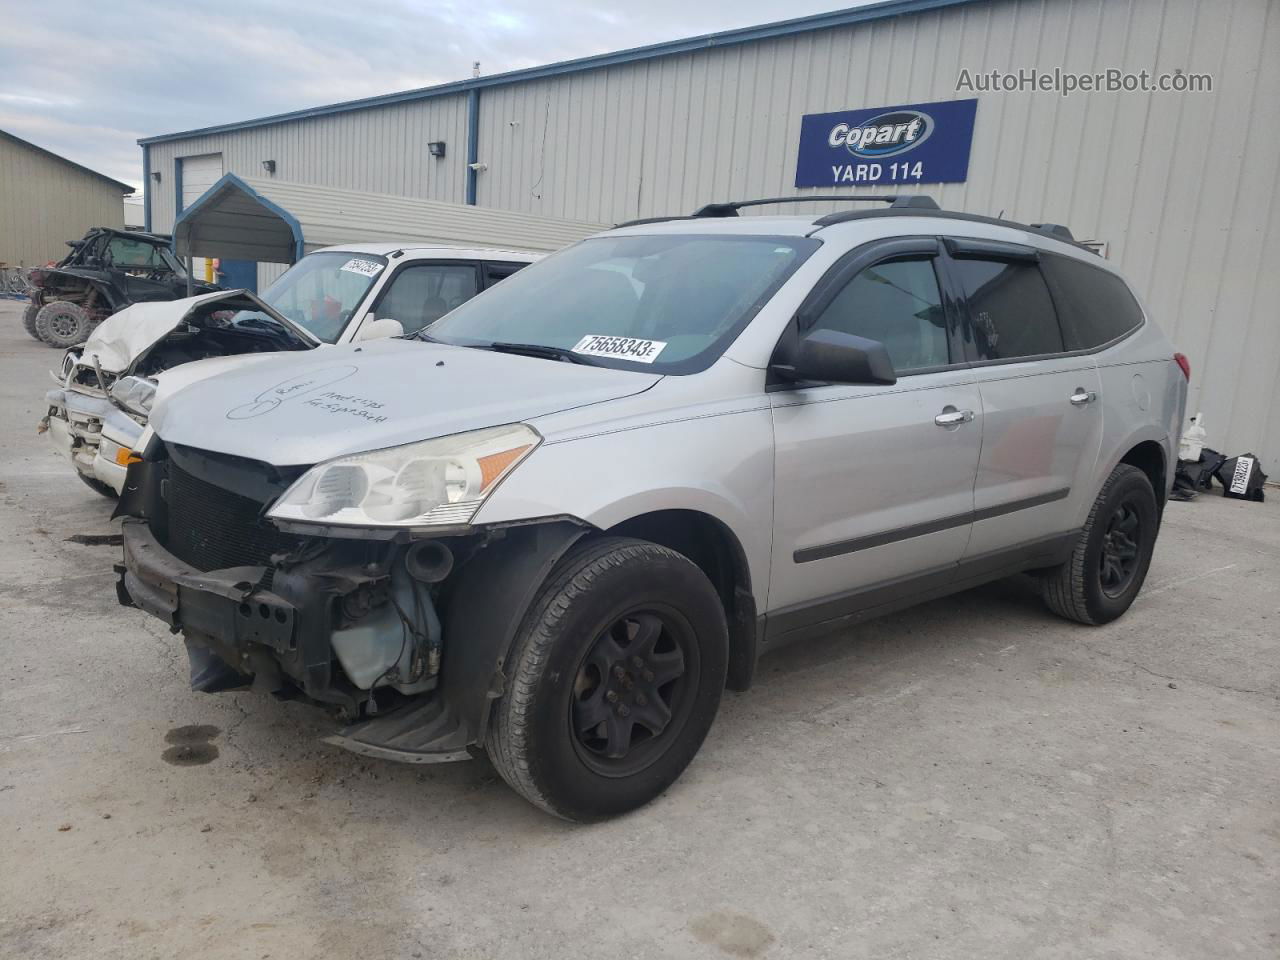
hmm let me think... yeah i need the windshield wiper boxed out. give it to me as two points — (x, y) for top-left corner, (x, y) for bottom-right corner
(484, 341), (598, 365)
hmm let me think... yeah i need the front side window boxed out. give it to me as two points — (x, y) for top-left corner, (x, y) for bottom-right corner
(808, 258), (948, 372)
(371, 264), (480, 335)
(252, 251), (388, 343)
(425, 234), (820, 373)
(952, 257), (1064, 360)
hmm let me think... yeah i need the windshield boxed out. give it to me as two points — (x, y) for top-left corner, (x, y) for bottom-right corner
(423, 234), (819, 373)
(105, 236), (184, 275)
(237, 251), (387, 343)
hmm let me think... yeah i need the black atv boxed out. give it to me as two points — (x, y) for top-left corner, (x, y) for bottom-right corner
(23, 227), (221, 348)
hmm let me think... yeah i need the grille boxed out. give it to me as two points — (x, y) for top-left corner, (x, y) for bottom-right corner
(164, 461), (300, 572)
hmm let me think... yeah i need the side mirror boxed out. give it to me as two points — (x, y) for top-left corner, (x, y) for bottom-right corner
(773, 329), (897, 386)
(358, 317), (404, 341)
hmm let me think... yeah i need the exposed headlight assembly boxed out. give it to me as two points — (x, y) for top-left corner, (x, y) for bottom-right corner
(267, 423), (540, 529)
(109, 375), (158, 419)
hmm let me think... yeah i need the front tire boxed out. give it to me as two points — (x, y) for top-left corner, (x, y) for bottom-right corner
(1041, 464), (1159, 625)
(35, 301), (93, 348)
(487, 537), (728, 821)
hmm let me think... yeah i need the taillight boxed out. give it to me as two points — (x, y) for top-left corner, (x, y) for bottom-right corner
(1174, 352), (1190, 380)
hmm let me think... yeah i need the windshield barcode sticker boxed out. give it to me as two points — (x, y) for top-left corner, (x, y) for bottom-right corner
(572, 335), (667, 363)
(341, 258), (384, 277)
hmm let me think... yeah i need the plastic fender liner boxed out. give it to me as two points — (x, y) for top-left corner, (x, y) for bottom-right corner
(440, 519), (591, 750)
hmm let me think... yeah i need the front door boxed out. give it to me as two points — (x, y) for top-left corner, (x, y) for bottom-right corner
(768, 247), (983, 634)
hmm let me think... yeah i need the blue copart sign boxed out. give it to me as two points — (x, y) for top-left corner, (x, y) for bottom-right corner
(795, 98), (978, 187)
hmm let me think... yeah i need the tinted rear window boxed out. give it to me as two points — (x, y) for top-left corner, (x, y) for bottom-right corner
(1041, 254), (1145, 350)
(952, 258), (1064, 360)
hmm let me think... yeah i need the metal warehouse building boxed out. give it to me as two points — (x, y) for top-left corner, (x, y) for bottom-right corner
(1, 130), (132, 266)
(140, 0), (1279, 472)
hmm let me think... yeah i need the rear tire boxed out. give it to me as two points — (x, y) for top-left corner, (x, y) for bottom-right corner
(22, 301), (41, 339)
(36, 301), (94, 348)
(487, 536), (728, 821)
(1041, 464), (1159, 625)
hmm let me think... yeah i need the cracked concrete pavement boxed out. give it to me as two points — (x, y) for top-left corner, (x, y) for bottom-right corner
(0, 300), (1276, 959)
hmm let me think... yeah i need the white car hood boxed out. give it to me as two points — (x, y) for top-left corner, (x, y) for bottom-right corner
(78, 289), (315, 374)
(149, 338), (661, 466)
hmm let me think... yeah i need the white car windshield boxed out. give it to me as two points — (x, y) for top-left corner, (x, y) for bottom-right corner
(423, 234), (819, 373)
(237, 251), (388, 343)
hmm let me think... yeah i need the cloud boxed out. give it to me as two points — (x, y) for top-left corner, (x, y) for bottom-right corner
(0, 0), (860, 188)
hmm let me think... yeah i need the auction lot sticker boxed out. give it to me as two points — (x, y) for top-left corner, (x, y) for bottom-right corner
(341, 258), (384, 277)
(572, 335), (667, 363)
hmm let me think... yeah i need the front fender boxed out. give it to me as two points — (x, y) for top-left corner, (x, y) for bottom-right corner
(439, 519), (590, 749)
(474, 408), (775, 605)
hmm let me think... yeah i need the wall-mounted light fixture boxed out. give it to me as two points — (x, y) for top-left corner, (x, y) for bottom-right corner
(261, 159), (277, 174)
(427, 141), (446, 158)
(467, 161), (488, 172)
(150, 170), (162, 183)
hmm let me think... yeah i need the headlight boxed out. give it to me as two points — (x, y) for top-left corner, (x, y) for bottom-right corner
(267, 423), (540, 529)
(109, 375), (157, 418)
(61, 351), (78, 380)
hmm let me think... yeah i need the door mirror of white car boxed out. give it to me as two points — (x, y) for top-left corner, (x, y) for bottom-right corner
(358, 317), (404, 341)
(774, 329), (897, 386)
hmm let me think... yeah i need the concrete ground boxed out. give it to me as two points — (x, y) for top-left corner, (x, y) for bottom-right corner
(0, 298), (1276, 960)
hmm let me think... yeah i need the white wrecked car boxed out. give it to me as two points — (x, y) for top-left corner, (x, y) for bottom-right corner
(41, 245), (539, 495)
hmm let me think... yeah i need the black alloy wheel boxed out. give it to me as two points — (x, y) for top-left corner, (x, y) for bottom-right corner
(571, 608), (696, 777)
(1099, 498), (1142, 597)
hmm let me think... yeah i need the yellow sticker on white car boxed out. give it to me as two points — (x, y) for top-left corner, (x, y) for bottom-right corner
(572, 335), (667, 363)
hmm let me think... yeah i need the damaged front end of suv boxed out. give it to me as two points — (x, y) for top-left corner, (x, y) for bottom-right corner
(115, 423), (588, 763)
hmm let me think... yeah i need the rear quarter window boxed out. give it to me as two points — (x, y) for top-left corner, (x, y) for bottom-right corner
(1041, 254), (1145, 351)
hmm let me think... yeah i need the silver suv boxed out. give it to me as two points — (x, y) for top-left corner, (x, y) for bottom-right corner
(115, 197), (1188, 821)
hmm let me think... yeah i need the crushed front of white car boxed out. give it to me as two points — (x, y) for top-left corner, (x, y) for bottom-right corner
(39, 290), (316, 495)
(41, 350), (150, 495)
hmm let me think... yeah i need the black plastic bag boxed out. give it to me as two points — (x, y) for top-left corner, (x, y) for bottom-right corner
(1214, 453), (1268, 502)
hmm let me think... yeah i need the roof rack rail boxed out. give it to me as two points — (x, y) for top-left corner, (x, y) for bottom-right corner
(690, 195), (939, 218)
(1029, 223), (1076, 241)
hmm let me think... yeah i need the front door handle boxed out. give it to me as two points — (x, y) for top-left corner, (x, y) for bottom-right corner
(1069, 389), (1097, 406)
(935, 407), (975, 427)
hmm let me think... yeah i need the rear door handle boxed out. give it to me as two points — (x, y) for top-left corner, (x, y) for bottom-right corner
(1069, 390), (1097, 406)
(935, 407), (975, 426)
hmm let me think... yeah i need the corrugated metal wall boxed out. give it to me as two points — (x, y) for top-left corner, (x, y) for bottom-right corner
(0, 136), (125, 265)
(146, 0), (1279, 470)
(147, 93), (470, 233)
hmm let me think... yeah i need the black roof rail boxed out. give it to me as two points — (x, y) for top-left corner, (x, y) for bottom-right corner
(1030, 223), (1075, 241)
(690, 194), (939, 218)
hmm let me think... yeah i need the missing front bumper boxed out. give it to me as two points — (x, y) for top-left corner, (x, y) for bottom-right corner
(116, 518), (474, 762)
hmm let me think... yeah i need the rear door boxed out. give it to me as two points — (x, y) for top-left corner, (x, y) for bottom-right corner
(945, 238), (1103, 558)
(768, 238), (983, 631)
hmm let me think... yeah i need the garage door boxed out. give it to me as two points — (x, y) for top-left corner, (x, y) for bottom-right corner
(178, 153), (223, 280)
(179, 153), (223, 211)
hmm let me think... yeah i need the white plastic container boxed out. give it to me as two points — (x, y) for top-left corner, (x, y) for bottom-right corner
(1179, 413), (1207, 462)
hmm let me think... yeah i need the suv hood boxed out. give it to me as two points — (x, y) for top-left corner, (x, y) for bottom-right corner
(78, 289), (316, 374)
(149, 338), (661, 465)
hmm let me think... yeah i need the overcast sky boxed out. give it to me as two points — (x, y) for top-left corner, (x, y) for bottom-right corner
(0, 0), (865, 192)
